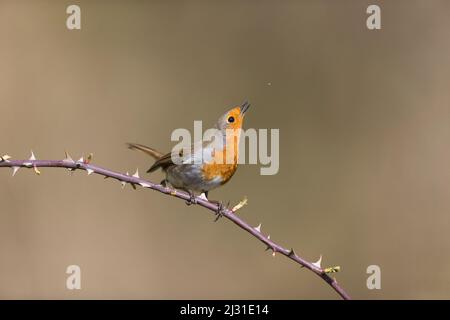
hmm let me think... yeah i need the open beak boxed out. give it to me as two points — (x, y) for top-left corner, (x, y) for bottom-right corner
(240, 101), (250, 115)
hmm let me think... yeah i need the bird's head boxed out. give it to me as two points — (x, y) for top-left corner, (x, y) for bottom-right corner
(215, 101), (250, 131)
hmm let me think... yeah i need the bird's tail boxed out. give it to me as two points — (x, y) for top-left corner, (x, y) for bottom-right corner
(126, 143), (164, 160)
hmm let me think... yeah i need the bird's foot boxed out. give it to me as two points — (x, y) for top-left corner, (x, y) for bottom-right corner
(210, 200), (229, 222)
(185, 191), (197, 206)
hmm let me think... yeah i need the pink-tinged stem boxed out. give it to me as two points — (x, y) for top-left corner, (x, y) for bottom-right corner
(0, 158), (351, 300)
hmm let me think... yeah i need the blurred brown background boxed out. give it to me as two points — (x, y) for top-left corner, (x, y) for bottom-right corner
(0, 0), (449, 299)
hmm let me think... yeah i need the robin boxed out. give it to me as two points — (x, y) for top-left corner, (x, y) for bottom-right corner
(127, 101), (250, 212)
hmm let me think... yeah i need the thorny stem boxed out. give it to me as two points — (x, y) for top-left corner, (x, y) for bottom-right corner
(0, 157), (351, 300)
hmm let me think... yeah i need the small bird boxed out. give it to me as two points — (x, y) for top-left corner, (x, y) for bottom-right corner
(127, 101), (250, 209)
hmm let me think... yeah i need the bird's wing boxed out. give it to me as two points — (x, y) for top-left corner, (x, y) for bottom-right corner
(149, 139), (217, 172)
(148, 152), (174, 172)
(130, 136), (219, 173)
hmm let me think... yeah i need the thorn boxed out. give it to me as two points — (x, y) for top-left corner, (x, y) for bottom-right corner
(23, 150), (37, 167)
(132, 168), (140, 178)
(77, 157), (84, 163)
(254, 223), (261, 233)
(287, 249), (304, 267)
(121, 181), (126, 189)
(288, 248), (297, 257)
(272, 251), (276, 257)
(33, 166), (41, 175)
(86, 168), (94, 175)
(312, 255), (323, 268)
(1, 155), (11, 162)
(11, 166), (20, 176)
(131, 183), (137, 190)
(63, 151), (74, 163)
(86, 153), (93, 164)
(104, 176), (109, 179)
(139, 182), (151, 188)
(198, 193), (208, 201)
(232, 196), (248, 212)
(264, 235), (271, 251)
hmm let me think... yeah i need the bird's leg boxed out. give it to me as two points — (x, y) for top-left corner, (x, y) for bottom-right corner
(185, 190), (197, 206)
(160, 179), (168, 187)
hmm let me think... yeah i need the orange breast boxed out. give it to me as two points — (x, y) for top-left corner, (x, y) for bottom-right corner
(201, 135), (239, 184)
(202, 162), (238, 184)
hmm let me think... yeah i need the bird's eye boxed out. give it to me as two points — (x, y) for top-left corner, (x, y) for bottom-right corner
(228, 116), (235, 123)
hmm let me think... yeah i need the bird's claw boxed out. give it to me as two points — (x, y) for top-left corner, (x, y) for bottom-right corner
(214, 201), (229, 222)
(185, 192), (197, 206)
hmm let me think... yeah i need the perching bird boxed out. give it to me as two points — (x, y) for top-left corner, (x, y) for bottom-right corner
(127, 101), (250, 206)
